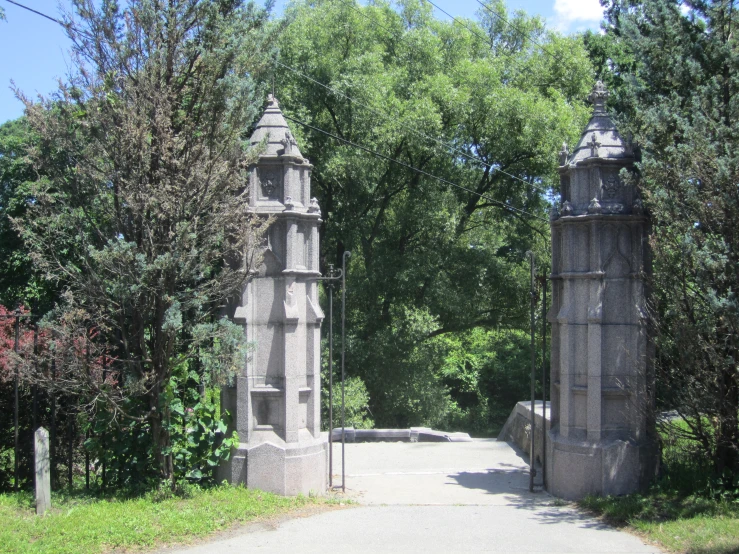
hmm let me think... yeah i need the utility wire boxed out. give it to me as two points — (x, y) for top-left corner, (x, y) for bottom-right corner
(423, 0), (492, 47)
(283, 113), (548, 225)
(4, 0), (61, 25)
(8, 0), (550, 224)
(474, 0), (561, 65)
(302, 0), (553, 196)
(3, 0), (95, 39)
(275, 60), (549, 196)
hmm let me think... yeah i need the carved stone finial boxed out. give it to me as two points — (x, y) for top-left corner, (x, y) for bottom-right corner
(559, 142), (569, 166)
(588, 81), (609, 114)
(266, 94), (279, 108)
(561, 200), (573, 216)
(588, 197), (602, 214)
(280, 131), (298, 156)
(284, 195), (294, 210)
(308, 197), (321, 214)
(587, 133), (602, 158)
(550, 202), (560, 221)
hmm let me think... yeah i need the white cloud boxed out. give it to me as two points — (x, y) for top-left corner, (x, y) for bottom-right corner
(552, 0), (605, 32)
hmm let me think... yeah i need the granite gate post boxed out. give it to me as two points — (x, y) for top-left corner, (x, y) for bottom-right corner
(218, 95), (327, 495)
(547, 82), (657, 500)
(34, 427), (51, 515)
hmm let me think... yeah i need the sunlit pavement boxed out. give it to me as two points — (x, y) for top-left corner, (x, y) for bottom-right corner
(161, 439), (661, 554)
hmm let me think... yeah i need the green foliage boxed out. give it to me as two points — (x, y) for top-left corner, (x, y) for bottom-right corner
(14, 0), (275, 481)
(593, 0), (739, 476)
(440, 328), (534, 436)
(580, 421), (739, 553)
(0, 118), (55, 311)
(322, 373), (374, 430)
(0, 485), (319, 553)
(277, 0), (590, 429)
(164, 371), (238, 482)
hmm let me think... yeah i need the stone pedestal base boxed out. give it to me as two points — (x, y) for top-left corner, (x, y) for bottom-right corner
(547, 431), (656, 500)
(219, 433), (328, 496)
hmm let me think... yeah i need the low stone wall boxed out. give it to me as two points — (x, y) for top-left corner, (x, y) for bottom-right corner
(330, 427), (472, 443)
(497, 401), (551, 466)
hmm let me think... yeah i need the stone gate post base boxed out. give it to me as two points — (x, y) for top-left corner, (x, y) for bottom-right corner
(218, 434), (328, 496)
(547, 432), (657, 500)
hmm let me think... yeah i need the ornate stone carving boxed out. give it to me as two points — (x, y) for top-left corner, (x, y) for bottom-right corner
(308, 197), (321, 214)
(588, 197), (602, 214)
(603, 174), (622, 199)
(263, 178), (276, 196)
(588, 80), (609, 114)
(559, 142), (569, 166)
(258, 168), (281, 199)
(587, 133), (601, 158)
(281, 131), (298, 156)
(284, 195), (294, 210)
(550, 202), (560, 221)
(561, 200), (573, 216)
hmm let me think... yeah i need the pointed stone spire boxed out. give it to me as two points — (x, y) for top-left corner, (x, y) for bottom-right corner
(250, 95), (304, 160)
(568, 81), (632, 164)
(219, 95), (327, 496)
(547, 81), (656, 500)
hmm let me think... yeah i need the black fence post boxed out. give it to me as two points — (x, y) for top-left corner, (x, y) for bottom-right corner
(13, 309), (20, 492)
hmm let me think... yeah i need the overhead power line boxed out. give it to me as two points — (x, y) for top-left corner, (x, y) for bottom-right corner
(299, 0), (555, 196)
(4, 0), (61, 25)
(282, 113), (548, 225)
(275, 60), (549, 197)
(474, 0), (561, 65)
(423, 0), (492, 47)
(7, 0), (551, 226)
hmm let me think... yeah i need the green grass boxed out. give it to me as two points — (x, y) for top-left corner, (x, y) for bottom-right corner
(579, 419), (739, 554)
(580, 492), (739, 554)
(0, 484), (335, 553)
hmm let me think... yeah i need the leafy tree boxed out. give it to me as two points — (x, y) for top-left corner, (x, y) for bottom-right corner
(275, 0), (592, 428)
(15, 0), (275, 483)
(594, 0), (739, 476)
(0, 118), (51, 310)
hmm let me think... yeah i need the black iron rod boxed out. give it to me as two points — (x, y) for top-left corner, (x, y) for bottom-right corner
(528, 252), (536, 493)
(33, 325), (38, 432)
(328, 275), (334, 489)
(541, 271), (548, 490)
(102, 353), (107, 492)
(13, 310), (20, 492)
(50, 353), (56, 488)
(85, 337), (90, 490)
(341, 251), (351, 493)
(68, 402), (73, 491)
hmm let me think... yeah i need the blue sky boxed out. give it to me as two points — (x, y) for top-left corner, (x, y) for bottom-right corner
(0, 0), (604, 125)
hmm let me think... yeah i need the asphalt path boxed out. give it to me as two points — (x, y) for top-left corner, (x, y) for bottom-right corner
(161, 439), (661, 553)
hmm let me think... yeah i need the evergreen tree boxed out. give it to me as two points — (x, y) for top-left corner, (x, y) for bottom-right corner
(16, 0), (275, 482)
(595, 0), (739, 474)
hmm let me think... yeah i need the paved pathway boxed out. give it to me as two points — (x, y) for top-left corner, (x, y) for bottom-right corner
(163, 440), (661, 553)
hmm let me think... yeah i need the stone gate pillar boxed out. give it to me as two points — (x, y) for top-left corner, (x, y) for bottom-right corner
(547, 82), (656, 499)
(219, 95), (327, 495)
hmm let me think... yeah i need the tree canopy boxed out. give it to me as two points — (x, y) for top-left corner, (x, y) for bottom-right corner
(274, 0), (593, 429)
(12, 0), (276, 483)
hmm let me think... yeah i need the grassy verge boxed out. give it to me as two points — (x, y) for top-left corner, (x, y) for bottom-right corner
(580, 491), (739, 554)
(0, 484), (337, 553)
(579, 420), (739, 554)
